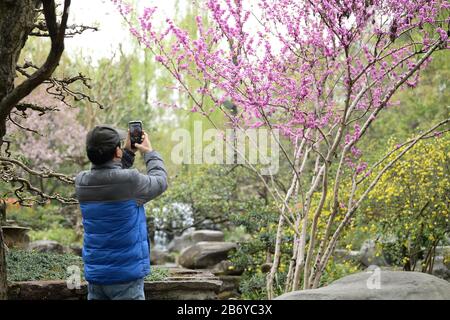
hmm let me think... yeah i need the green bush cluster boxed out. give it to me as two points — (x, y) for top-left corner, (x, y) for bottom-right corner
(6, 249), (83, 282)
(6, 249), (170, 283)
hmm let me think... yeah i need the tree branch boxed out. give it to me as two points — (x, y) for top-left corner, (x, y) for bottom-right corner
(0, 0), (71, 141)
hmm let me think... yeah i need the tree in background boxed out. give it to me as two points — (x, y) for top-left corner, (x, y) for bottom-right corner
(117, 0), (450, 297)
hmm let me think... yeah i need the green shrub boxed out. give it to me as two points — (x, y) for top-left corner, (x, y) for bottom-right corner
(29, 226), (79, 246)
(319, 259), (362, 287)
(145, 267), (169, 281)
(6, 250), (170, 283)
(238, 272), (268, 300)
(6, 249), (83, 282)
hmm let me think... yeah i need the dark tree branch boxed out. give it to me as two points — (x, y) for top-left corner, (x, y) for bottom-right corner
(7, 114), (42, 135)
(0, 156), (77, 206)
(15, 103), (58, 115)
(0, 156), (75, 184)
(0, 0), (71, 142)
(9, 176), (78, 206)
(31, 21), (98, 37)
(16, 62), (103, 110)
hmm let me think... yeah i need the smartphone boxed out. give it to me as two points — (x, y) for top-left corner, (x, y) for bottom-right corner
(129, 121), (143, 147)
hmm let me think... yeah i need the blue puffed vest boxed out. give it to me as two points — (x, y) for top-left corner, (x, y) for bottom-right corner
(80, 200), (150, 285)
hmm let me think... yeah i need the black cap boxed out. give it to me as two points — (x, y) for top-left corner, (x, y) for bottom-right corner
(86, 125), (127, 151)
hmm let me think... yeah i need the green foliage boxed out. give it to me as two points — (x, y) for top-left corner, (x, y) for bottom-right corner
(145, 267), (170, 282)
(229, 200), (283, 269)
(6, 205), (63, 229)
(363, 134), (450, 270)
(238, 272), (268, 300)
(147, 165), (245, 238)
(223, 225), (250, 243)
(319, 260), (361, 288)
(6, 204), (81, 246)
(29, 227), (79, 246)
(6, 250), (83, 282)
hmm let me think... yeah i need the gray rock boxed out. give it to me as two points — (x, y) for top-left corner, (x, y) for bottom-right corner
(168, 230), (225, 253)
(28, 240), (65, 254)
(151, 248), (174, 265)
(168, 236), (186, 253)
(69, 244), (82, 256)
(178, 241), (237, 269)
(431, 256), (450, 281)
(165, 267), (218, 281)
(8, 279), (223, 300)
(275, 271), (450, 300)
(435, 246), (450, 257)
(8, 280), (87, 300)
(359, 240), (389, 267)
(145, 280), (222, 300)
(1, 226), (30, 249)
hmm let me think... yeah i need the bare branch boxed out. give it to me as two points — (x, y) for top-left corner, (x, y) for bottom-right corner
(31, 21), (98, 37)
(0, 156), (75, 184)
(15, 103), (58, 115)
(0, 0), (71, 141)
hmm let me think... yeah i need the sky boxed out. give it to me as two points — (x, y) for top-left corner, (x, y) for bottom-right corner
(64, 0), (178, 63)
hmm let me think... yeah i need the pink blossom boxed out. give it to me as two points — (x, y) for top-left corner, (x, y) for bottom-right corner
(112, 0), (447, 167)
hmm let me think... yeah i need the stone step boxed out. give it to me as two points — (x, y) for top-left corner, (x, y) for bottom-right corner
(8, 278), (223, 300)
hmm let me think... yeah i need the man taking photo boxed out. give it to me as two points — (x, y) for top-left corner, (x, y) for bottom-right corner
(75, 125), (168, 300)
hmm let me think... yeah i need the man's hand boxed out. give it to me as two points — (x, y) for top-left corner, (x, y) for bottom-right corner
(134, 131), (153, 154)
(124, 129), (137, 153)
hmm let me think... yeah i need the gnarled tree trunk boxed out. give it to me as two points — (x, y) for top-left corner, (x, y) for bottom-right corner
(0, 0), (40, 140)
(0, 0), (40, 299)
(0, 200), (7, 299)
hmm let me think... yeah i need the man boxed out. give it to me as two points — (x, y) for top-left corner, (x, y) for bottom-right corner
(75, 125), (168, 300)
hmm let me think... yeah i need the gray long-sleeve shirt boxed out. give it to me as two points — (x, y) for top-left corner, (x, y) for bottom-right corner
(75, 150), (168, 206)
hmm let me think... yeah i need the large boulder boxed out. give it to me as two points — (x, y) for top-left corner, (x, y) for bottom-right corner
(28, 240), (66, 254)
(178, 241), (237, 269)
(168, 230), (225, 253)
(275, 270), (450, 300)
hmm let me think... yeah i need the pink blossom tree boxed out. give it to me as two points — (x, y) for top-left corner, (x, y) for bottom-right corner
(10, 85), (86, 168)
(7, 85), (86, 199)
(115, 0), (450, 297)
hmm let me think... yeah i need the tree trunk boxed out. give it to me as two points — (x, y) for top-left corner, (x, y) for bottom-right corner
(0, 0), (40, 299)
(0, 0), (39, 139)
(0, 200), (7, 299)
(0, 227), (7, 300)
